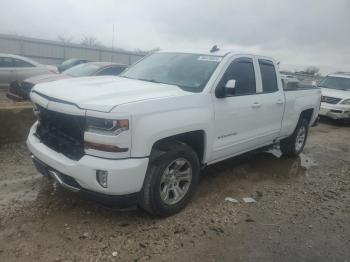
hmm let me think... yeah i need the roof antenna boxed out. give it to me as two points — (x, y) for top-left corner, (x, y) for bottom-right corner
(210, 45), (219, 53)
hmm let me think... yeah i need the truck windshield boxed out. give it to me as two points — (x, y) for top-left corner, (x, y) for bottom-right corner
(320, 76), (350, 91)
(121, 52), (221, 92)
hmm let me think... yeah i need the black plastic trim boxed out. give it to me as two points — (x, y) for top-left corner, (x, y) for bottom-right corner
(32, 155), (139, 208)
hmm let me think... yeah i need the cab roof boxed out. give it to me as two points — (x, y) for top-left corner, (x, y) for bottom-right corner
(157, 49), (276, 63)
(158, 49), (232, 57)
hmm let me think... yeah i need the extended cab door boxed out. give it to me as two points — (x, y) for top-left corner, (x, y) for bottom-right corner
(211, 56), (264, 161)
(254, 58), (284, 141)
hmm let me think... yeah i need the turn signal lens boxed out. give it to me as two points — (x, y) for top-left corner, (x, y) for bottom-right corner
(118, 119), (129, 129)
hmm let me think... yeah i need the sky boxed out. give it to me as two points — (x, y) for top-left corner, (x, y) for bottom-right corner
(1, 0), (349, 74)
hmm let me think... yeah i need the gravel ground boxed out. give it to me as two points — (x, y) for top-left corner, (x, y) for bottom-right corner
(0, 88), (10, 103)
(0, 119), (349, 261)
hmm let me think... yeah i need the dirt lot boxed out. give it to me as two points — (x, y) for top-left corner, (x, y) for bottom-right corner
(0, 88), (10, 104)
(0, 119), (349, 262)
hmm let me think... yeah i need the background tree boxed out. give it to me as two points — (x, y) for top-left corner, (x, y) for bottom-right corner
(80, 35), (102, 48)
(304, 66), (320, 75)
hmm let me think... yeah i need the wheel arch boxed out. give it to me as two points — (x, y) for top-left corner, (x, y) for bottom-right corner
(150, 130), (206, 164)
(299, 108), (314, 125)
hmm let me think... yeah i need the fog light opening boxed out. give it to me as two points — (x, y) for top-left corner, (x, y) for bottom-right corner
(96, 170), (108, 188)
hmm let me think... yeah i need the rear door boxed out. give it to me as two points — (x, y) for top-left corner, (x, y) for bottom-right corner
(254, 58), (284, 141)
(0, 57), (15, 87)
(211, 56), (264, 161)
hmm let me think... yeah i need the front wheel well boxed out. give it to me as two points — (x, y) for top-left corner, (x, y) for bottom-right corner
(151, 130), (205, 163)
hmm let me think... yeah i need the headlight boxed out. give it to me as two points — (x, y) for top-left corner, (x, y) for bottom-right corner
(84, 115), (131, 158)
(340, 99), (350, 105)
(86, 117), (129, 135)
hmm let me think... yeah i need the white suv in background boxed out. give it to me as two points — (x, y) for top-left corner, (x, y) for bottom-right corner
(319, 73), (350, 121)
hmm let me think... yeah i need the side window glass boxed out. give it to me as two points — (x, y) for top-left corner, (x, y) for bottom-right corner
(259, 59), (278, 92)
(221, 58), (256, 96)
(0, 57), (13, 67)
(97, 67), (126, 76)
(14, 59), (35, 68)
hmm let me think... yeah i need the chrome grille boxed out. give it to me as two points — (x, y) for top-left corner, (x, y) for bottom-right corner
(321, 96), (341, 104)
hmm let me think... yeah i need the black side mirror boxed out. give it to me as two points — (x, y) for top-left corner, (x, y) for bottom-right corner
(216, 79), (236, 98)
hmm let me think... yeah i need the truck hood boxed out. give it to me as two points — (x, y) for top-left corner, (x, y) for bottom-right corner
(321, 87), (350, 100)
(32, 76), (191, 112)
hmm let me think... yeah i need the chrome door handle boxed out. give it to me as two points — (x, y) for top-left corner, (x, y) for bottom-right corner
(252, 102), (261, 108)
(276, 99), (284, 104)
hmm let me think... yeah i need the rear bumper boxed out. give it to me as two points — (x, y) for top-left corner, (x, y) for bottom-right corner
(319, 103), (350, 120)
(27, 122), (149, 197)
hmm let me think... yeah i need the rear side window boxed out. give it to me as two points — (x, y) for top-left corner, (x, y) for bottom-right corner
(259, 59), (278, 92)
(97, 66), (126, 76)
(221, 57), (256, 96)
(0, 57), (13, 67)
(14, 59), (35, 68)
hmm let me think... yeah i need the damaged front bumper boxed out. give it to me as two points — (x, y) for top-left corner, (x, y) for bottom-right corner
(6, 81), (33, 101)
(27, 122), (149, 206)
(31, 155), (139, 207)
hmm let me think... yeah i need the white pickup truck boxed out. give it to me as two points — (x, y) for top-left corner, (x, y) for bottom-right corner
(27, 49), (321, 216)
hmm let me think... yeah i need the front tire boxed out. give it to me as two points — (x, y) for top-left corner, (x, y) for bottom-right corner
(138, 142), (200, 216)
(280, 118), (309, 157)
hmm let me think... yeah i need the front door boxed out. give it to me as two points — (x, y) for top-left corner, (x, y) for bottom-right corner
(211, 57), (263, 161)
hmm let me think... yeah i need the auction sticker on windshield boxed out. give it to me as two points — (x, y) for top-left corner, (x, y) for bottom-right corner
(198, 56), (222, 62)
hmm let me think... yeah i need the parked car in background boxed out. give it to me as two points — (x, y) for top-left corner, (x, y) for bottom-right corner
(280, 74), (300, 89)
(319, 73), (350, 121)
(28, 49), (321, 216)
(7, 62), (127, 101)
(57, 58), (89, 72)
(0, 54), (58, 88)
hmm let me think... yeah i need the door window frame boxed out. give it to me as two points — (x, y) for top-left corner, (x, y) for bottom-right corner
(213, 55), (261, 97)
(13, 58), (35, 68)
(257, 58), (279, 94)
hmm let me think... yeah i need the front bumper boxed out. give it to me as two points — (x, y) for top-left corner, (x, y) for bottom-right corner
(27, 123), (149, 198)
(6, 91), (26, 102)
(319, 103), (350, 120)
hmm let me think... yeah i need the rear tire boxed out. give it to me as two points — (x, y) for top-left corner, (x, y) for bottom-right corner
(280, 118), (309, 157)
(138, 141), (200, 216)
